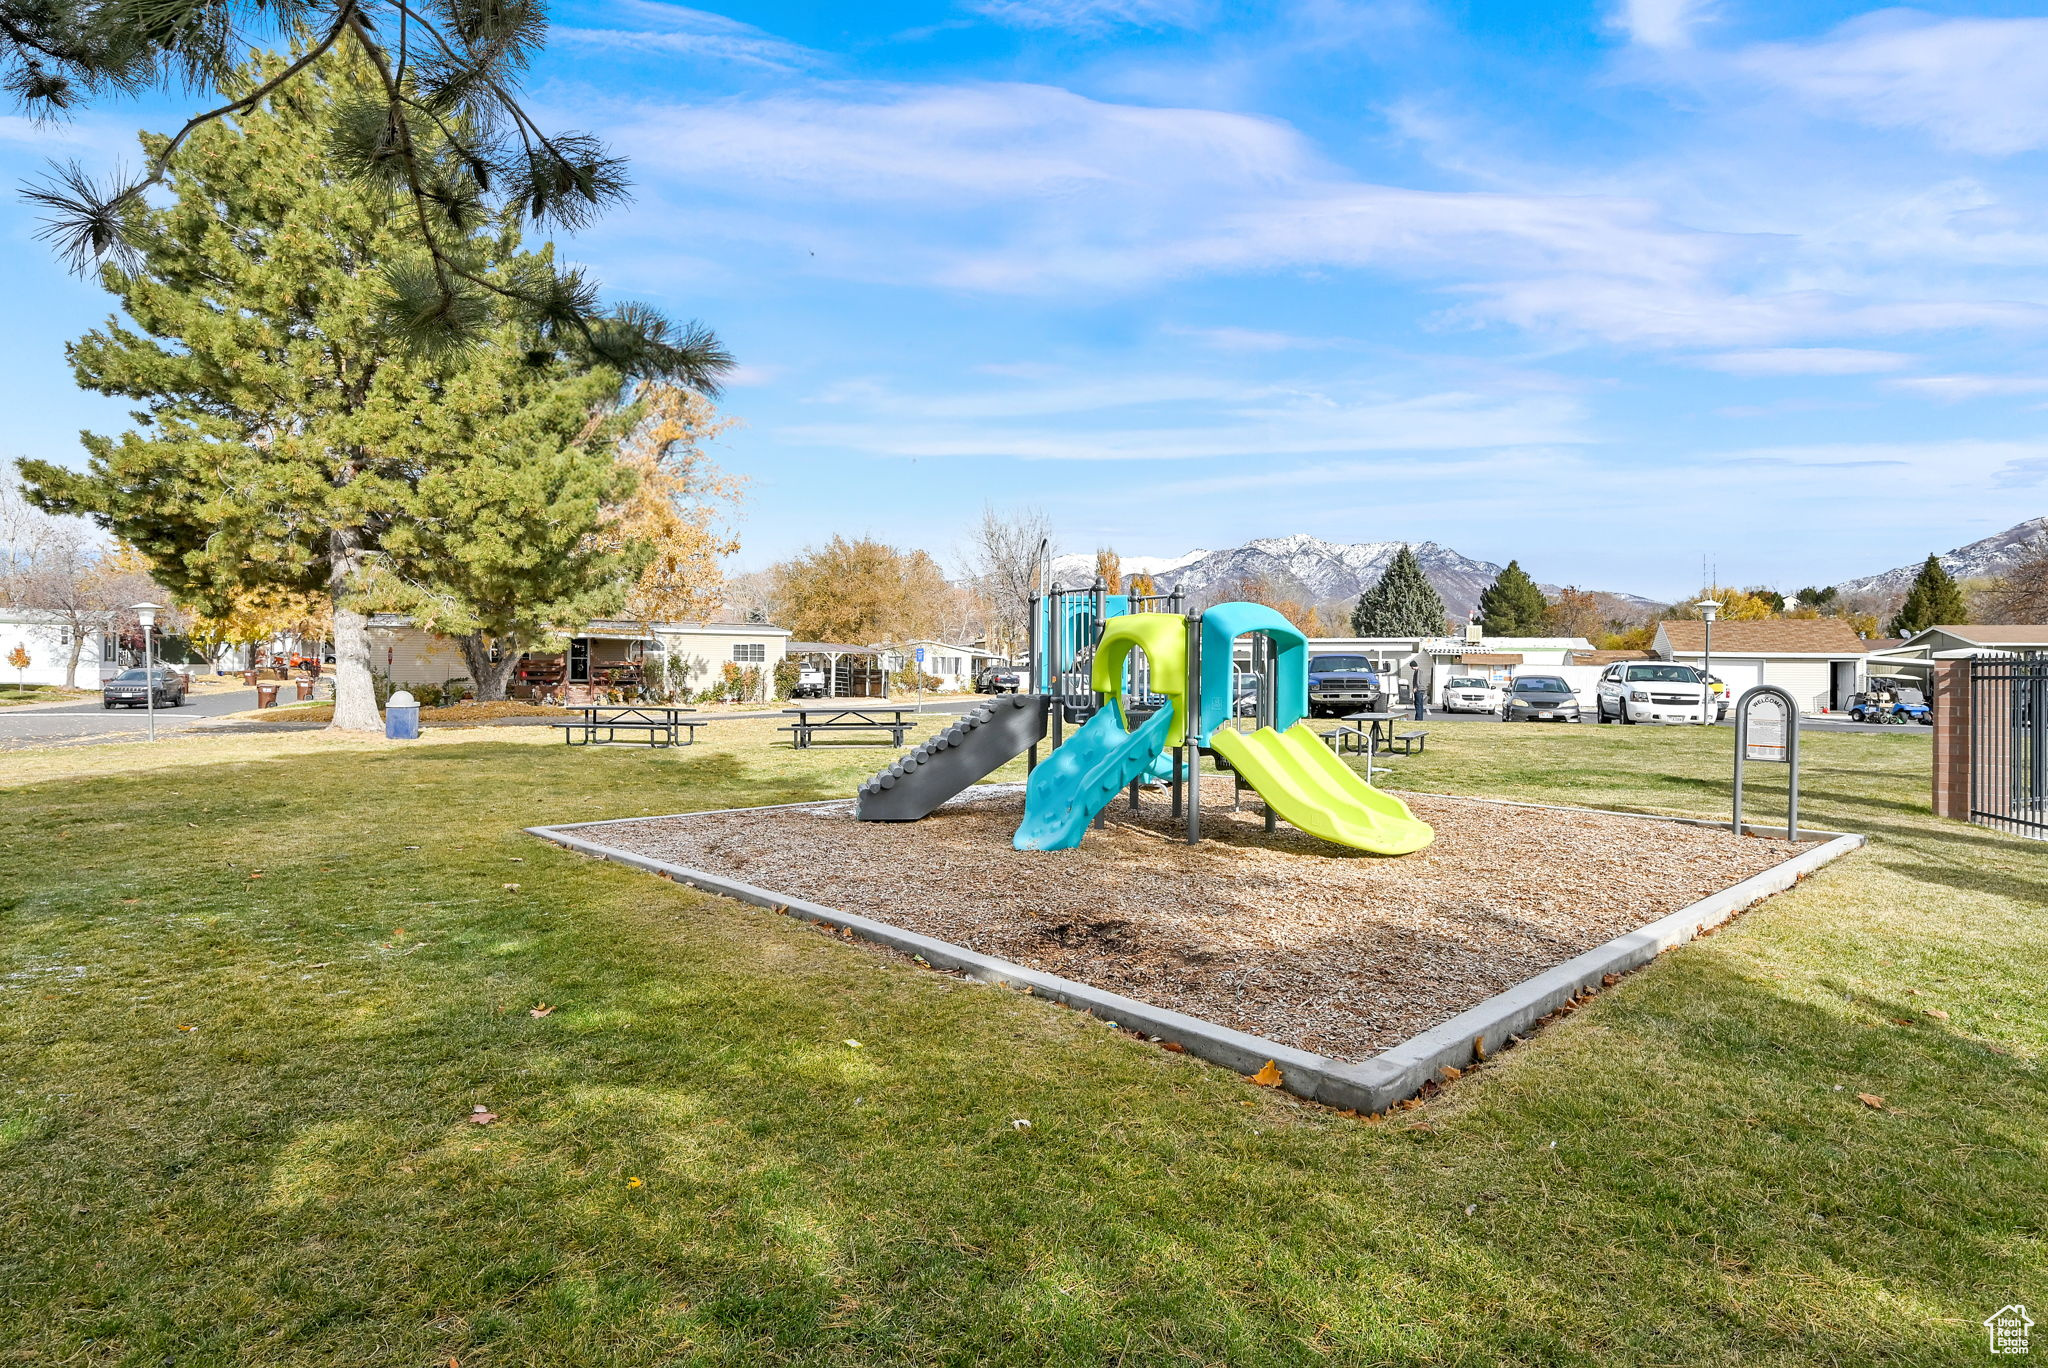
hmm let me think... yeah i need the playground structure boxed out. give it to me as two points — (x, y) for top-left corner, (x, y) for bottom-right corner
(855, 581), (1434, 857)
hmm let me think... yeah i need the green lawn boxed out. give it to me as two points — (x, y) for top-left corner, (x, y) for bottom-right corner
(0, 720), (2039, 1365)
(0, 685), (80, 707)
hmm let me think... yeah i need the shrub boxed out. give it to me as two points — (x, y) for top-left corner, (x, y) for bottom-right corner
(772, 658), (800, 700)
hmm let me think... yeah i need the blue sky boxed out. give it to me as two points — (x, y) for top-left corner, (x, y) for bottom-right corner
(8, 1), (2048, 598)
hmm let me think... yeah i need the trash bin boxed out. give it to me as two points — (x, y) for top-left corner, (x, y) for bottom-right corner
(255, 682), (280, 708)
(294, 678), (314, 701)
(242, 669), (259, 686)
(386, 689), (420, 740)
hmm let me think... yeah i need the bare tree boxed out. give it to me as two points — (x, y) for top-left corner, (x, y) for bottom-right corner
(964, 504), (1053, 660)
(0, 492), (160, 685)
(1980, 541), (2048, 624)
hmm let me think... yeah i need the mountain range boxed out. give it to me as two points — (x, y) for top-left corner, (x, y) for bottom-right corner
(1050, 535), (1657, 623)
(1833, 517), (2048, 597)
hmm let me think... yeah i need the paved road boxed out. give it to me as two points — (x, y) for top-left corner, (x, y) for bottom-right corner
(0, 685), (261, 750)
(1414, 708), (1930, 737)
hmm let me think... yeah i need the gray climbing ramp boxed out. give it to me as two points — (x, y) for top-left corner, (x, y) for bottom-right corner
(854, 694), (1049, 822)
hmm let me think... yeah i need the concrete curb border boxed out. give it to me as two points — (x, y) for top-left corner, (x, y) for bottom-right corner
(527, 793), (1865, 1114)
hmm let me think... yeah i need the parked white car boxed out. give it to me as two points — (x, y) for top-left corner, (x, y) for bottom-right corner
(1439, 674), (1502, 713)
(1594, 662), (1713, 725)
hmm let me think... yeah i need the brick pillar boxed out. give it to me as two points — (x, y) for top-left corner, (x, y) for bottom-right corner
(1931, 657), (1971, 820)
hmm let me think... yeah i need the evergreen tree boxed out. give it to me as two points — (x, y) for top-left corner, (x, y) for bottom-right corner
(1889, 554), (1970, 636)
(1475, 560), (1548, 635)
(373, 331), (650, 700)
(1350, 546), (1448, 636)
(11, 1), (725, 366)
(18, 54), (662, 730)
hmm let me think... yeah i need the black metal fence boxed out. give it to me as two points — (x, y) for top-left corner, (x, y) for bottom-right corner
(1970, 654), (2048, 839)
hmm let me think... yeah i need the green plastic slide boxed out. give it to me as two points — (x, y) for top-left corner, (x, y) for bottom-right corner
(1207, 721), (1435, 855)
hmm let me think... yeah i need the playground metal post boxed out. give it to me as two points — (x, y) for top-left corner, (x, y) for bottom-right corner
(1185, 612), (1203, 845)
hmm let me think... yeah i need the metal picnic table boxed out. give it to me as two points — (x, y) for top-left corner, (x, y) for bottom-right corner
(550, 704), (702, 748)
(780, 705), (916, 748)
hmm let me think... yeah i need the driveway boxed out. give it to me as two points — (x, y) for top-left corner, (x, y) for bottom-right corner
(0, 685), (262, 750)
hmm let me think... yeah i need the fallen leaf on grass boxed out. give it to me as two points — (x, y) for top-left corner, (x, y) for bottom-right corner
(1249, 1060), (1283, 1088)
(843, 1039), (862, 1049)
(1439, 1065), (1463, 1082)
(626, 1176), (643, 1188)
(529, 1004), (554, 1018)
(120, 898), (139, 905)
(1160, 1041), (1186, 1054)
(1923, 1008), (1950, 1021)
(1856, 1093), (1885, 1110)
(176, 1024), (198, 1032)
(1010, 1118), (1032, 1130)
(247, 872), (264, 880)
(468, 1106), (498, 1125)
(502, 883), (521, 892)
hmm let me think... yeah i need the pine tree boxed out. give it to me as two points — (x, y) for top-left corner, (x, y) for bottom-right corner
(18, 54), (653, 730)
(372, 332), (652, 700)
(1351, 546), (1449, 636)
(1475, 560), (1549, 635)
(1889, 554), (1970, 636)
(11, 2), (729, 368)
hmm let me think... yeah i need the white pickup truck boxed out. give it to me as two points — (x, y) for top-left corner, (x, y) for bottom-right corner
(1593, 661), (1714, 725)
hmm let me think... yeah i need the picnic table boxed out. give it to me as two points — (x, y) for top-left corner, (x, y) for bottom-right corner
(549, 705), (703, 748)
(780, 706), (916, 748)
(1320, 710), (1427, 758)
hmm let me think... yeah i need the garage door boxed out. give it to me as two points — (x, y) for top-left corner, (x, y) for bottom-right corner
(1709, 659), (1764, 697)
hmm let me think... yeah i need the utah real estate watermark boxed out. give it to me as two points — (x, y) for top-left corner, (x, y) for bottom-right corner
(1986, 1305), (2033, 1355)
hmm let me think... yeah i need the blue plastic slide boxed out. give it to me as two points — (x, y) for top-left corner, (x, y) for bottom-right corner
(1012, 701), (1177, 851)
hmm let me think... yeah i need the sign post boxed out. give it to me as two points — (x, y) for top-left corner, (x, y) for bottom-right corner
(913, 646), (925, 712)
(1733, 684), (1800, 840)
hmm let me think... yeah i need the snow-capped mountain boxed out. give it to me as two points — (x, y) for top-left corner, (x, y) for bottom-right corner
(1051, 534), (1655, 621)
(1835, 517), (2048, 597)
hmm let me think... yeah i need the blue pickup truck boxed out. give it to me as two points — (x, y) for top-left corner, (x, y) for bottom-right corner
(1305, 652), (1386, 718)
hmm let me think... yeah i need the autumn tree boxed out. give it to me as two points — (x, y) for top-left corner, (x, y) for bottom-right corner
(1666, 586), (1777, 623)
(607, 383), (743, 627)
(1890, 554), (1970, 636)
(1351, 546), (1448, 637)
(963, 504), (1051, 658)
(19, 54), (726, 731)
(1475, 560), (1548, 635)
(1094, 547), (1122, 593)
(768, 537), (955, 645)
(182, 585), (333, 671)
(1125, 571), (1158, 601)
(1544, 586), (1603, 640)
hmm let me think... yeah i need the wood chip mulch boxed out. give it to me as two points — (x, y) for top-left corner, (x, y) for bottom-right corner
(575, 780), (1814, 1062)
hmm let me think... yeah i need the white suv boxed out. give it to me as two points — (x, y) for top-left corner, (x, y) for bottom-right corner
(1595, 662), (1712, 725)
(1439, 675), (1501, 713)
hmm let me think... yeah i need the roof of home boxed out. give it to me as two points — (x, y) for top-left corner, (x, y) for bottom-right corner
(1914, 624), (2048, 646)
(1573, 649), (1656, 664)
(1658, 618), (1868, 656)
(787, 641), (887, 655)
(1459, 652), (1524, 665)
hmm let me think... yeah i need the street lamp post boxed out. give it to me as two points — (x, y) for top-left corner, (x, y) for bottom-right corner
(1695, 599), (1721, 725)
(131, 602), (164, 743)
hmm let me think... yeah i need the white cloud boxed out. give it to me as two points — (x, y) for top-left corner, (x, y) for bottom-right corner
(1163, 324), (1342, 351)
(598, 78), (2048, 349)
(779, 381), (1587, 461)
(554, 3), (820, 70)
(1886, 374), (2048, 401)
(1697, 347), (1911, 376)
(967, 0), (1209, 32)
(1741, 12), (2048, 156)
(1614, 0), (1712, 50)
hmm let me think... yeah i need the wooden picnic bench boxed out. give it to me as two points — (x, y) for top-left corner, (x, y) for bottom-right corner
(779, 706), (914, 748)
(549, 705), (703, 748)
